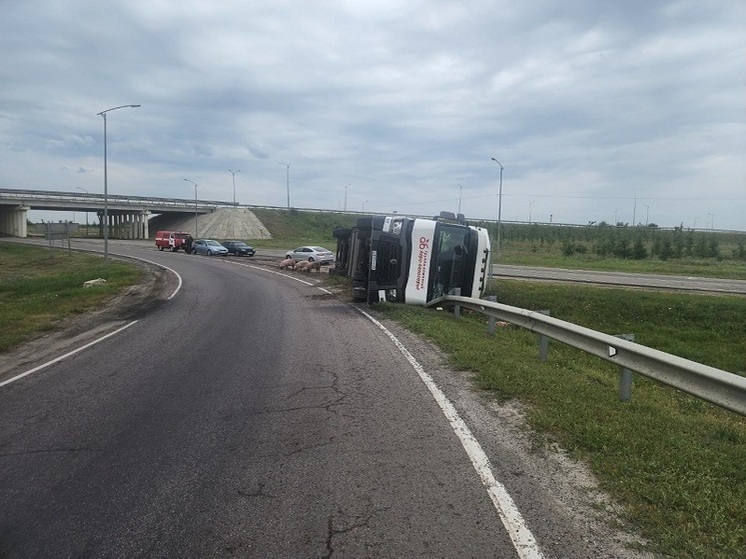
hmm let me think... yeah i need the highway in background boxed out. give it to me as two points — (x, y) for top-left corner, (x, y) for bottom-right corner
(492, 264), (746, 295)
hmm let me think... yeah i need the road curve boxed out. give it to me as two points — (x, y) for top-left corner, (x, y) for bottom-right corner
(0, 240), (656, 558)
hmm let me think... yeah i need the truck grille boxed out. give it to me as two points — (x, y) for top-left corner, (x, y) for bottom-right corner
(372, 240), (401, 284)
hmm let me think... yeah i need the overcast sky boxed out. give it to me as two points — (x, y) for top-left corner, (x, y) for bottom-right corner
(1, 0), (744, 230)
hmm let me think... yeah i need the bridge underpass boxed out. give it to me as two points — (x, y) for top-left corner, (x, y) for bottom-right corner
(0, 188), (215, 239)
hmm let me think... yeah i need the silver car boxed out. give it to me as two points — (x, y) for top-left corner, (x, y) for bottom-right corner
(191, 239), (228, 256)
(285, 246), (334, 264)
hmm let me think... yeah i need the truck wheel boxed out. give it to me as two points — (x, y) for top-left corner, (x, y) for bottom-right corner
(158, 246), (164, 251)
(171, 247), (178, 252)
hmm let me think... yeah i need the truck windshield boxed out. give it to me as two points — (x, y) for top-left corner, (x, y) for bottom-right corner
(430, 224), (474, 300)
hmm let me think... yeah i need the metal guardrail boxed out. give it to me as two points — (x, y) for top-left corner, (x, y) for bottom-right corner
(427, 295), (746, 416)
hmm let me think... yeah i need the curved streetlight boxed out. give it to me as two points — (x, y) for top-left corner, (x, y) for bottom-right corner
(490, 157), (504, 258)
(97, 104), (140, 263)
(229, 169), (240, 205)
(278, 162), (290, 208)
(184, 178), (199, 237)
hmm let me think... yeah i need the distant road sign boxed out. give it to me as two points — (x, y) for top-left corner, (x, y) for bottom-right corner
(37, 222), (79, 240)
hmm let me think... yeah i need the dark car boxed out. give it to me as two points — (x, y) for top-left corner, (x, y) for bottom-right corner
(222, 241), (256, 257)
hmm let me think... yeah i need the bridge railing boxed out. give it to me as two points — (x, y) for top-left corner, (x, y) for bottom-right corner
(427, 295), (746, 416)
(0, 188), (224, 211)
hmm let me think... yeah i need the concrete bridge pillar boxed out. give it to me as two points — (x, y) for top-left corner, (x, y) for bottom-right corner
(97, 210), (113, 239)
(96, 211), (150, 240)
(139, 211), (150, 239)
(0, 205), (29, 237)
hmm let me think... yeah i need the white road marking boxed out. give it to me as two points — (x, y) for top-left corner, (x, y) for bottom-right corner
(131, 257), (183, 300)
(0, 320), (139, 389)
(231, 261), (316, 286)
(355, 307), (545, 559)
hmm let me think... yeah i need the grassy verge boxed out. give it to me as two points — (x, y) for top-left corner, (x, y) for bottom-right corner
(374, 281), (745, 559)
(250, 208), (358, 249)
(0, 244), (142, 352)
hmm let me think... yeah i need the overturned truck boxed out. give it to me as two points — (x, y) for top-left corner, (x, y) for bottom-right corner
(332, 212), (491, 305)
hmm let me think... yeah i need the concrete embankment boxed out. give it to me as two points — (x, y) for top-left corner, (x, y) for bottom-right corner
(148, 207), (272, 240)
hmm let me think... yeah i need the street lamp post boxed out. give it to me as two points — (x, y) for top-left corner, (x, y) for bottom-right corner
(229, 169), (240, 205)
(644, 205), (650, 226)
(278, 162), (290, 208)
(529, 199), (536, 223)
(490, 157), (504, 258)
(184, 178), (199, 237)
(344, 183), (351, 212)
(97, 104), (140, 263)
(457, 184), (462, 215)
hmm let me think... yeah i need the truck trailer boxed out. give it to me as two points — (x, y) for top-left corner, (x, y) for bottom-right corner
(332, 212), (491, 305)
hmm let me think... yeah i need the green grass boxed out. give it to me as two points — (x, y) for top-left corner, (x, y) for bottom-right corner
(249, 208), (359, 249)
(373, 281), (746, 559)
(0, 244), (142, 352)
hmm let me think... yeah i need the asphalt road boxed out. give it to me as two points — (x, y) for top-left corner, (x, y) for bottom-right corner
(0, 240), (658, 558)
(493, 264), (746, 294)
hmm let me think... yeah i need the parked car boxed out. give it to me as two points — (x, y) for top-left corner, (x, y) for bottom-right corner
(285, 246), (334, 264)
(191, 239), (228, 256)
(222, 241), (256, 257)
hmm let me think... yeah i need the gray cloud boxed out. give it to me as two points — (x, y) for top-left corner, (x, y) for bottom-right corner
(1, 0), (743, 229)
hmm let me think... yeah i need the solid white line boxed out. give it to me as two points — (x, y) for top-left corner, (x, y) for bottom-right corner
(0, 320), (139, 389)
(355, 307), (545, 559)
(230, 261), (316, 286)
(128, 256), (183, 300)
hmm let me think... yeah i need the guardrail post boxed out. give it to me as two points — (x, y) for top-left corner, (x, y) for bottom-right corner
(426, 294), (746, 415)
(538, 310), (551, 361)
(484, 295), (497, 335)
(615, 334), (635, 401)
(450, 288), (461, 319)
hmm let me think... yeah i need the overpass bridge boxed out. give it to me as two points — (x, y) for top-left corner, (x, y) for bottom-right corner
(0, 188), (228, 239)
